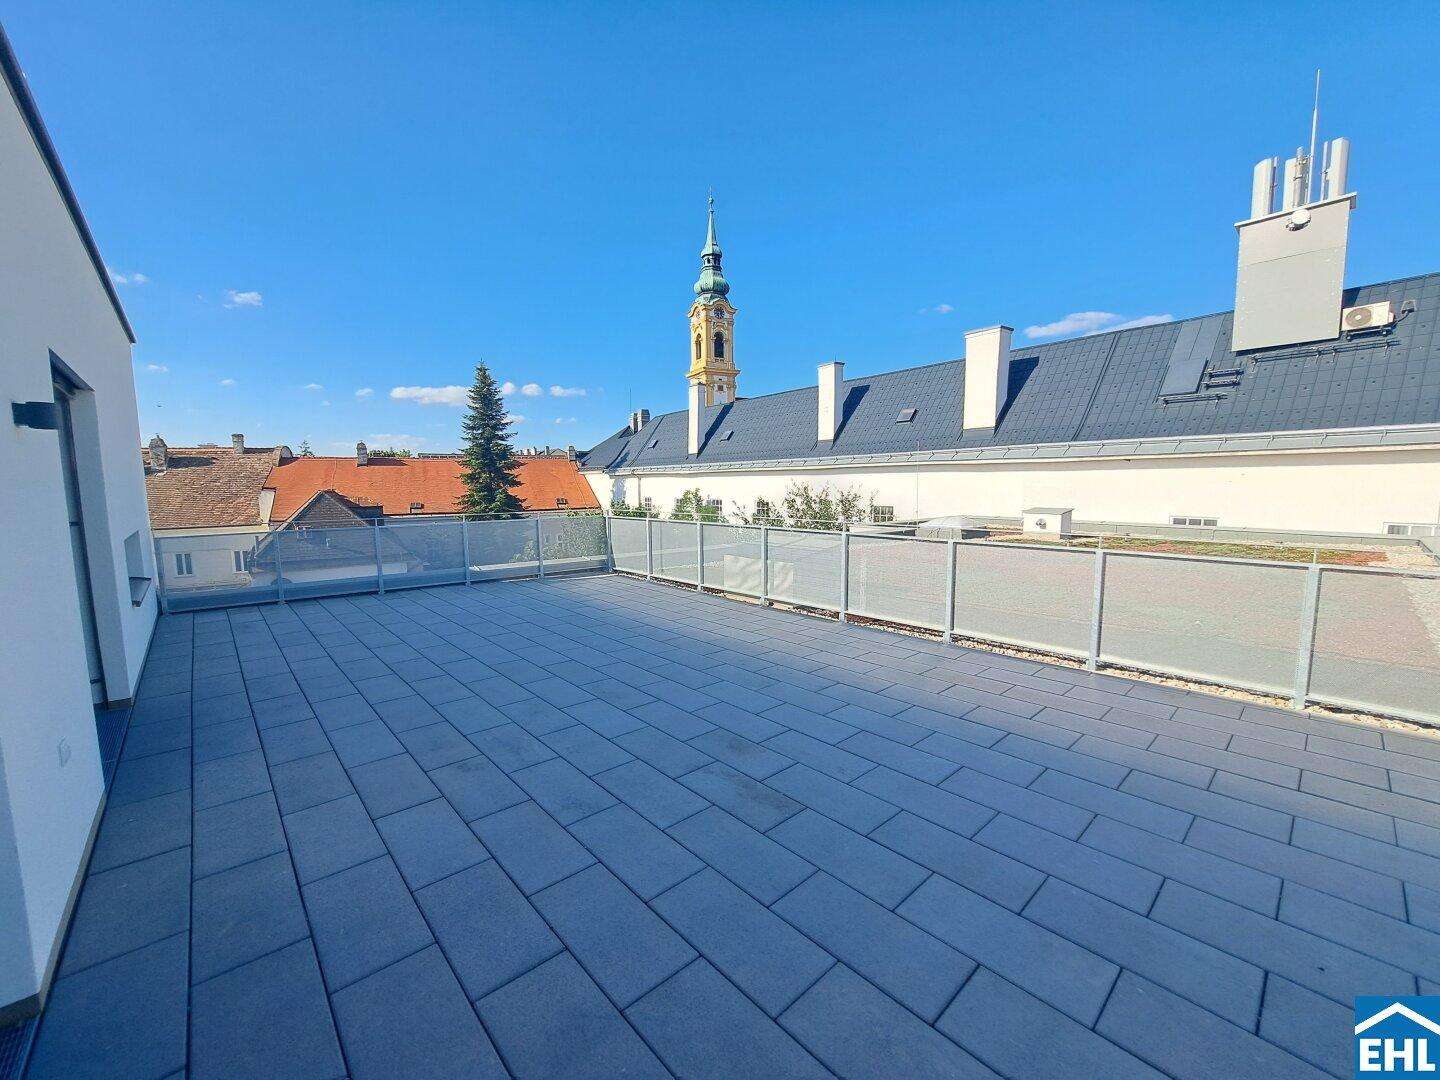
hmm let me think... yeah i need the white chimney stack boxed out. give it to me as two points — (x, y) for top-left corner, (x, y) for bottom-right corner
(687, 382), (702, 456)
(962, 325), (1013, 431)
(817, 362), (844, 443)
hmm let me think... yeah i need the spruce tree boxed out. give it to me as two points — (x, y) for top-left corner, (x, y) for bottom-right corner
(458, 361), (522, 516)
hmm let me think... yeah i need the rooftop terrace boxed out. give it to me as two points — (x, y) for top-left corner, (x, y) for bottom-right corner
(25, 572), (1440, 1079)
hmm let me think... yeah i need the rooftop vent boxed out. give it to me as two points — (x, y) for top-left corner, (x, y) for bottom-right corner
(896, 408), (916, 424)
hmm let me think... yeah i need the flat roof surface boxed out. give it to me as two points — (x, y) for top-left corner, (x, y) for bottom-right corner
(27, 574), (1440, 1079)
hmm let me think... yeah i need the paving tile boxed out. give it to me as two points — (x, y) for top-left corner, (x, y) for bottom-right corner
(60, 847), (190, 976)
(250, 690), (312, 726)
(941, 768), (1093, 839)
(697, 701), (787, 742)
(502, 696), (579, 736)
(765, 763), (899, 834)
(764, 730), (874, 782)
(311, 693), (380, 733)
(679, 761), (802, 830)
(1027, 876), (1266, 1026)
(939, 967), (1163, 1080)
(89, 789), (191, 874)
(561, 697), (648, 737)
(331, 945), (508, 1080)
(372, 693), (445, 732)
(873, 812), (1044, 912)
(769, 809), (928, 908)
(466, 722), (555, 772)
(840, 730), (958, 783)
(395, 720), (479, 771)
(569, 803), (703, 900)
(669, 806), (815, 905)
(542, 723), (634, 775)
(283, 793), (386, 884)
(1082, 815), (1280, 914)
(776, 873), (973, 1022)
(1298, 771), (1437, 831)
(914, 731), (1043, 785)
(512, 757), (616, 824)
(1097, 972), (1328, 1080)
(471, 800), (595, 894)
(762, 702), (860, 744)
(1120, 770), (1293, 841)
(349, 753), (441, 818)
(193, 789), (286, 879)
(192, 852), (308, 983)
(628, 959), (829, 1079)
(613, 723), (713, 777)
(779, 965), (994, 1079)
(26, 933), (188, 1080)
(631, 699), (715, 739)
(327, 719), (405, 768)
(190, 939), (345, 1080)
(376, 797), (490, 889)
(107, 747), (190, 807)
(477, 952), (669, 1080)
(428, 753), (527, 821)
(417, 861), (563, 1000)
(691, 728), (794, 780)
(1258, 975), (1353, 1079)
(1278, 881), (1440, 983)
(268, 750), (355, 814)
(120, 716), (192, 761)
(651, 869), (833, 1017)
(1185, 817), (1406, 918)
(436, 694), (510, 733)
(533, 863), (695, 1007)
(302, 855), (433, 990)
(353, 673), (413, 705)
(853, 765), (994, 836)
(1212, 771), (1395, 842)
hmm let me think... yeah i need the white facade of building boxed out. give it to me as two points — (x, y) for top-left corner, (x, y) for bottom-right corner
(0, 34), (155, 1020)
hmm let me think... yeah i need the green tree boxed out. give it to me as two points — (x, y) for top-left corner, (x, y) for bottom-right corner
(731, 495), (783, 526)
(610, 497), (656, 519)
(458, 361), (522, 517)
(298, 438), (315, 457)
(370, 447), (413, 458)
(670, 488), (725, 522)
(780, 482), (870, 529)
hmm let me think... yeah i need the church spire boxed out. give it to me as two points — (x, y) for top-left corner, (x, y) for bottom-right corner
(687, 193), (737, 405)
(693, 194), (729, 301)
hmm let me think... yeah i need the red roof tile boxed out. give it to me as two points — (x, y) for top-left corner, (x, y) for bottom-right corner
(143, 445), (277, 529)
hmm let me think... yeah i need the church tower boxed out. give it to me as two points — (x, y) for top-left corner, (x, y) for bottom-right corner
(687, 196), (738, 406)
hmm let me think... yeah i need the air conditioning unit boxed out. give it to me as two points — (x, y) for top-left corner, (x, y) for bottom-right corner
(1341, 301), (1395, 332)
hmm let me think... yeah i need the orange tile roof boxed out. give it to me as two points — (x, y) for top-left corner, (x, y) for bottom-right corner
(263, 455), (598, 520)
(143, 445), (278, 529)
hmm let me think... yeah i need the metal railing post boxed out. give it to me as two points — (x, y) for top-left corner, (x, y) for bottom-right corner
(374, 525), (385, 596)
(462, 520), (472, 586)
(1292, 564), (1323, 710)
(155, 543), (170, 614)
(274, 535), (287, 604)
(696, 518), (705, 591)
(536, 516), (545, 578)
(944, 538), (957, 642)
(605, 515), (615, 572)
(645, 517), (654, 580)
(1086, 547), (1106, 671)
(839, 528), (849, 622)
(760, 525), (770, 605)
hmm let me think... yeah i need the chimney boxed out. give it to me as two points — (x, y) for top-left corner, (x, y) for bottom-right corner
(565, 445), (576, 460)
(817, 362), (844, 443)
(356, 441), (369, 466)
(1232, 137), (1356, 353)
(687, 382), (702, 456)
(148, 435), (168, 471)
(629, 409), (651, 435)
(962, 326), (1013, 431)
(273, 445), (293, 465)
(231, 433), (245, 453)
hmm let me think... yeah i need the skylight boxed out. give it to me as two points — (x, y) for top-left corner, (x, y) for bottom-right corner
(720, 429), (733, 441)
(897, 408), (916, 423)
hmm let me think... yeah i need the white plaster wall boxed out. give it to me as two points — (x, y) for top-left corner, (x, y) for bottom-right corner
(585, 445), (1440, 534)
(0, 73), (153, 1009)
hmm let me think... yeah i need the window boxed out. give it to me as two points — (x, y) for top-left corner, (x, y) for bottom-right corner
(174, 552), (194, 576)
(896, 408), (916, 423)
(556, 497), (568, 507)
(713, 332), (725, 359)
(1387, 524), (1413, 536)
(695, 334), (702, 359)
(1170, 516), (1218, 527)
(232, 550), (246, 573)
(705, 498), (722, 511)
(409, 502), (424, 512)
(719, 429), (733, 441)
(872, 505), (895, 523)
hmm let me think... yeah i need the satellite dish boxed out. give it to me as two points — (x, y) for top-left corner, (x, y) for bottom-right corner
(1286, 207), (1312, 231)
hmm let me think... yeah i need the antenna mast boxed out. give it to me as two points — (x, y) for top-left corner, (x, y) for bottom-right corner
(1307, 69), (1321, 203)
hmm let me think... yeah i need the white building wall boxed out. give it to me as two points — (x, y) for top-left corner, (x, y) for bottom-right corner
(586, 445), (1440, 534)
(0, 68), (153, 1012)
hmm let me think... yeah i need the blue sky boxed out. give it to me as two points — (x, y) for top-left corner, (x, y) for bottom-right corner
(8, 2), (1440, 454)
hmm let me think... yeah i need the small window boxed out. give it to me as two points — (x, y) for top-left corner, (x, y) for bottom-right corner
(896, 408), (916, 423)
(174, 552), (194, 576)
(556, 497), (568, 507)
(647, 439), (659, 449)
(1386, 523), (1412, 536)
(695, 334), (702, 359)
(705, 497), (722, 511)
(719, 429), (733, 441)
(1170, 516), (1218, 527)
(872, 506), (895, 523)
(409, 502), (424, 512)
(232, 550), (246, 573)
(642, 496), (654, 511)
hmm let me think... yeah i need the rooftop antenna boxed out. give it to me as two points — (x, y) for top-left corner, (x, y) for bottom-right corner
(1307, 69), (1321, 203)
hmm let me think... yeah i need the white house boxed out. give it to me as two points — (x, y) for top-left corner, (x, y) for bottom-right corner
(0, 25), (156, 1023)
(582, 140), (1440, 539)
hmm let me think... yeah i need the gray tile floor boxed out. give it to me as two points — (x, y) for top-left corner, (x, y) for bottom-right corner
(25, 572), (1440, 1079)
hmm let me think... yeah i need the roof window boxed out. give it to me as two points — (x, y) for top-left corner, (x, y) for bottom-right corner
(897, 408), (917, 423)
(719, 429), (733, 441)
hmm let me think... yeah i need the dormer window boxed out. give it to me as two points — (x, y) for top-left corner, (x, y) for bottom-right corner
(409, 502), (423, 512)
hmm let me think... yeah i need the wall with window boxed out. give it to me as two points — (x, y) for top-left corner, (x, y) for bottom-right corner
(0, 54), (154, 1017)
(584, 444), (1440, 534)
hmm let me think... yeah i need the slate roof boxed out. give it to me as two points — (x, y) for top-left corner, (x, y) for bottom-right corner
(27, 574), (1440, 1080)
(265, 456), (601, 518)
(142, 445), (278, 530)
(582, 273), (1440, 472)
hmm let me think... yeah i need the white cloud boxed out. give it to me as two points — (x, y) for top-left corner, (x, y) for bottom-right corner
(145, 363), (168, 373)
(110, 269), (149, 286)
(1024, 310), (1173, 340)
(520, 382), (542, 397)
(223, 289), (263, 308)
(917, 303), (954, 315)
(554, 417), (577, 425)
(549, 385), (586, 398)
(321, 400), (331, 407)
(501, 381), (517, 396)
(219, 378), (237, 387)
(506, 414), (527, 425)
(355, 387), (374, 398)
(302, 383), (324, 391)
(390, 385), (467, 406)
(369, 433), (431, 452)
